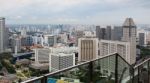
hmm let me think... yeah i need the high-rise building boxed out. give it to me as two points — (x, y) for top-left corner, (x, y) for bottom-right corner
(96, 26), (107, 40)
(49, 53), (75, 72)
(96, 26), (101, 40)
(99, 40), (131, 64)
(106, 26), (112, 40)
(78, 37), (98, 62)
(21, 36), (33, 46)
(122, 18), (137, 64)
(122, 18), (136, 41)
(34, 47), (78, 64)
(75, 31), (84, 45)
(12, 38), (21, 53)
(146, 32), (150, 45)
(139, 33), (145, 46)
(34, 48), (51, 64)
(111, 26), (123, 41)
(44, 35), (57, 47)
(4, 27), (9, 49)
(101, 28), (107, 39)
(0, 17), (5, 53)
(99, 18), (136, 64)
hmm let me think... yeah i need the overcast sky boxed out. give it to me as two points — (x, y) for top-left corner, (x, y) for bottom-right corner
(0, 0), (150, 25)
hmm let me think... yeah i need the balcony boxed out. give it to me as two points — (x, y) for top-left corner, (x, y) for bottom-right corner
(22, 53), (150, 83)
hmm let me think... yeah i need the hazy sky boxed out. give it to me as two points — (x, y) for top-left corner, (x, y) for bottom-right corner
(0, 0), (150, 25)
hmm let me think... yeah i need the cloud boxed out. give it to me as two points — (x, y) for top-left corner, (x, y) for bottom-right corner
(0, 0), (149, 24)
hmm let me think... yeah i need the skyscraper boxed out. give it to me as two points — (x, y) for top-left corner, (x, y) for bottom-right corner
(96, 26), (109, 40)
(122, 18), (137, 64)
(139, 33), (145, 46)
(0, 17), (5, 53)
(111, 26), (123, 41)
(101, 28), (107, 39)
(106, 26), (112, 40)
(78, 37), (98, 62)
(122, 18), (136, 41)
(96, 26), (101, 40)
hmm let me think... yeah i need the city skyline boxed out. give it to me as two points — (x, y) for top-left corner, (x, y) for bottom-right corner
(0, 0), (150, 25)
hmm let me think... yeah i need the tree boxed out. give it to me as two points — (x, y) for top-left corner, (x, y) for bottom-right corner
(137, 45), (150, 58)
(1, 59), (16, 74)
(0, 52), (13, 60)
(0, 62), (2, 71)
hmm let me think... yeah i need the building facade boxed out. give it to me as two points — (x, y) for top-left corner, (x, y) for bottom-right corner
(111, 26), (123, 41)
(0, 18), (5, 53)
(99, 40), (131, 64)
(21, 36), (33, 46)
(106, 26), (112, 40)
(49, 53), (75, 72)
(44, 35), (57, 47)
(121, 18), (136, 64)
(34, 48), (51, 64)
(12, 38), (21, 53)
(75, 30), (84, 46)
(139, 33), (145, 46)
(96, 26), (101, 40)
(78, 37), (98, 62)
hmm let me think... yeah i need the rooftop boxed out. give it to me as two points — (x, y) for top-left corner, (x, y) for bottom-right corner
(123, 18), (136, 27)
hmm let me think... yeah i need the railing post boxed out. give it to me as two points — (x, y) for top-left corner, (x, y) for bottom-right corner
(41, 76), (47, 83)
(148, 60), (150, 83)
(89, 61), (93, 83)
(137, 66), (140, 83)
(131, 67), (134, 83)
(115, 54), (118, 83)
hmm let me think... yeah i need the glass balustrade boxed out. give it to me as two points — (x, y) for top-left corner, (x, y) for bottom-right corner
(23, 53), (150, 83)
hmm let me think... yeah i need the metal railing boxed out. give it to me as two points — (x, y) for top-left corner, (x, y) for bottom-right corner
(22, 53), (150, 83)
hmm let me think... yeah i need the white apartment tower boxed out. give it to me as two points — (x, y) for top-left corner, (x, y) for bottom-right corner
(78, 37), (98, 62)
(122, 18), (136, 64)
(0, 17), (5, 53)
(99, 40), (131, 63)
(49, 53), (75, 72)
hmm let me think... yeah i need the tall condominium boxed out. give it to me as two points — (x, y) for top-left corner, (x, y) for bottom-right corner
(122, 18), (136, 41)
(96, 26), (111, 40)
(99, 40), (131, 64)
(96, 26), (101, 40)
(122, 18), (136, 64)
(111, 26), (123, 41)
(78, 37), (98, 62)
(99, 18), (137, 64)
(106, 26), (112, 40)
(0, 17), (5, 53)
(101, 28), (107, 39)
(139, 33), (145, 46)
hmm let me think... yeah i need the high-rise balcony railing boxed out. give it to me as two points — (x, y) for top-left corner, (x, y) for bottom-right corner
(22, 53), (150, 83)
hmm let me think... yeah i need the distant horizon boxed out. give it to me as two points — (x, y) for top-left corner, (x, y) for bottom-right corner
(5, 23), (150, 26)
